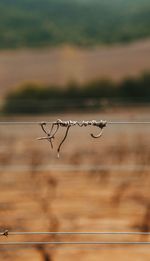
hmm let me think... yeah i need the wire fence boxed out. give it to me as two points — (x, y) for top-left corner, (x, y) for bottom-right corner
(0, 119), (150, 249)
(1, 231), (150, 247)
(1, 246), (149, 252)
(0, 241), (150, 246)
(0, 120), (150, 125)
(1, 231), (150, 236)
(0, 164), (150, 173)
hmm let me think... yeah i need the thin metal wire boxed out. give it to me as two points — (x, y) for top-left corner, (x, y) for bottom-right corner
(0, 121), (150, 125)
(0, 164), (149, 173)
(0, 242), (150, 246)
(0, 246), (150, 251)
(108, 121), (150, 125)
(0, 121), (149, 248)
(1, 119), (150, 157)
(1, 231), (150, 236)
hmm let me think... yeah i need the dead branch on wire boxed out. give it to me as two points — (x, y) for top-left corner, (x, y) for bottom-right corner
(37, 119), (107, 158)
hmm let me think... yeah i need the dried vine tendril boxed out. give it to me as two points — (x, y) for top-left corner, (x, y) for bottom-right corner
(37, 119), (107, 158)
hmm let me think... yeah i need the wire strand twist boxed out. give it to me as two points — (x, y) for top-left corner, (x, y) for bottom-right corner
(37, 119), (107, 157)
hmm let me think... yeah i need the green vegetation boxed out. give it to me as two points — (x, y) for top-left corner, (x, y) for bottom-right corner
(0, 0), (150, 48)
(3, 72), (150, 114)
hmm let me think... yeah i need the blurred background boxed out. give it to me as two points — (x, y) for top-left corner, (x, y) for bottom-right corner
(0, 0), (150, 260)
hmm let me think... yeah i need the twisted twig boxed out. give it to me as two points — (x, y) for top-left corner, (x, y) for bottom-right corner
(57, 125), (71, 158)
(37, 119), (107, 157)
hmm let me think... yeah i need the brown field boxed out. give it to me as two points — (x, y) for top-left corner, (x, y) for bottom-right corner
(1, 39), (150, 97)
(0, 108), (150, 260)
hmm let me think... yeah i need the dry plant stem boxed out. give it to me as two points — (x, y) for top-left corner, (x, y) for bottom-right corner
(1, 230), (8, 237)
(57, 125), (71, 158)
(49, 123), (60, 149)
(38, 119), (107, 157)
(91, 128), (104, 138)
(38, 123), (60, 149)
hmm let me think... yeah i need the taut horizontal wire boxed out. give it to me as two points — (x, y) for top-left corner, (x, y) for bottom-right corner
(0, 242), (150, 246)
(0, 164), (150, 173)
(0, 119), (149, 156)
(0, 121), (150, 125)
(1, 231), (150, 236)
(0, 246), (150, 251)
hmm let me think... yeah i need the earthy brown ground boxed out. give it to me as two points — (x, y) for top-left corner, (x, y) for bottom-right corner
(0, 108), (149, 260)
(0, 39), (150, 97)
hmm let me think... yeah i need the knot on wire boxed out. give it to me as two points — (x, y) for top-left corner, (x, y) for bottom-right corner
(1, 230), (9, 237)
(37, 119), (107, 158)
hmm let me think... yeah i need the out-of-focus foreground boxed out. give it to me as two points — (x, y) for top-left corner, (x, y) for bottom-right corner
(0, 109), (149, 260)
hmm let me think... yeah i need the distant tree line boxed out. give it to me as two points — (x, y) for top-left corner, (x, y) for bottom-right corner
(0, 0), (150, 48)
(3, 72), (150, 114)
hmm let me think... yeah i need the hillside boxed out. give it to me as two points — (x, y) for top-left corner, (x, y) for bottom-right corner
(0, 0), (150, 48)
(0, 39), (150, 97)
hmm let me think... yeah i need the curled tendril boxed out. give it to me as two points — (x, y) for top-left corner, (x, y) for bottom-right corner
(37, 122), (60, 149)
(90, 120), (107, 139)
(91, 128), (104, 138)
(1, 230), (9, 237)
(57, 125), (71, 158)
(37, 119), (107, 157)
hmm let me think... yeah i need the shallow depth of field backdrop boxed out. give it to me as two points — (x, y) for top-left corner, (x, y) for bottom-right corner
(0, 0), (150, 260)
